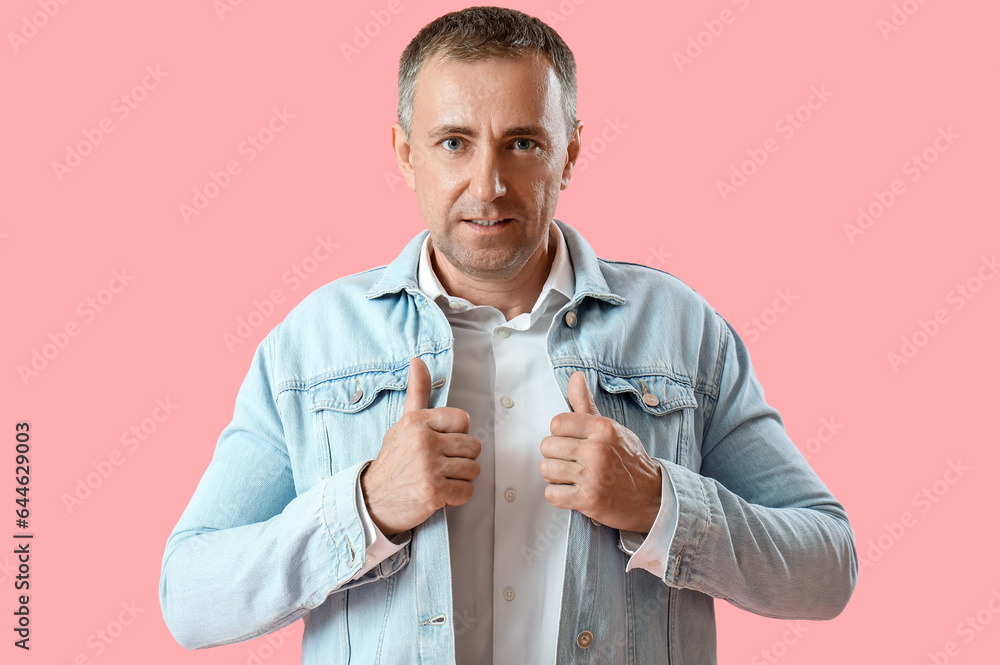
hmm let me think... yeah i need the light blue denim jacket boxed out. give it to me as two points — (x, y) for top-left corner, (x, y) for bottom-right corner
(159, 220), (857, 664)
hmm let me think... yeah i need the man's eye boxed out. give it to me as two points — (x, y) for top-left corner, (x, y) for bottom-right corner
(513, 138), (534, 150)
(443, 138), (462, 151)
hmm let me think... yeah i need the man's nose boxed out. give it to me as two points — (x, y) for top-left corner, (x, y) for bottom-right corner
(468, 149), (507, 202)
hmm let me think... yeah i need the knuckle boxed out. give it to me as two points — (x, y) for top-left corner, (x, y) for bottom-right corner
(398, 411), (419, 427)
(597, 418), (617, 439)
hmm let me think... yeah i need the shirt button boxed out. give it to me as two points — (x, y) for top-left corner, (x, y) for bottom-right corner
(647, 560), (661, 568)
(564, 311), (578, 328)
(504, 488), (516, 502)
(449, 300), (462, 310)
(501, 396), (514, 409)
(365, 553), (375, 565)
(497, 327), (510, 338)
(349, 389), (364, 404)
(591, 517), (601, 527)
(642, 392), (660, 407)
(576, 630), (594, 649)
(503, 587), (516, 601)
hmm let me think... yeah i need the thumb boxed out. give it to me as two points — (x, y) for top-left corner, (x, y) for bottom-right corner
(568, 371), (600, 416)
(403, 357), (431, 413)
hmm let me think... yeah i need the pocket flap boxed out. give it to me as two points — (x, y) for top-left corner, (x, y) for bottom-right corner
(308, 367), (410, 413)
(597, 371), (696, 416)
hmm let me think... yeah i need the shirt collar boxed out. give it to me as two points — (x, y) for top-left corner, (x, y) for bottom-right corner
(366, 219), (626, 309)
(416, 221), (576, 315)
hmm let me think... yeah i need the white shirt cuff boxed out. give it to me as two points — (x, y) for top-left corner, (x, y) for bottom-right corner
(350, 462), (411, 581)
(620, 459), (678, 577)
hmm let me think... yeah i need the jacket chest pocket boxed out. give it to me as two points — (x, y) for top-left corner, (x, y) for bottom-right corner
(595, 371), (699, 469)
(308, 367), (409, 477)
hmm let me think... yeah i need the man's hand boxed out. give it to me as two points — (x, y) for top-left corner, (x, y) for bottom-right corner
(360, 357), (482, 537)
(540, 371), (662, 533)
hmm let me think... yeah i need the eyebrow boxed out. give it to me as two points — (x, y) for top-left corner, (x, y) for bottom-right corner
(428, 124), (550, 139)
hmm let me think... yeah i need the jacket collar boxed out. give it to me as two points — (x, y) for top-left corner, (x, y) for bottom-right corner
(366, 219), (626, 307)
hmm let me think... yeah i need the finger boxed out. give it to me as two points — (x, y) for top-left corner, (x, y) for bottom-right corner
(568, 371), (600, 416)
(440, 478), (477, 507)
(440, 456), (481, 482)
(421, 407), (472, 435)
(540, 434), (581, 462)
(403, 357), (432, 413)
(539, 457), (580, 484)
(436, 431), (482, 460)
(549, 411), (595, 439)
(543, 483), (578, 510)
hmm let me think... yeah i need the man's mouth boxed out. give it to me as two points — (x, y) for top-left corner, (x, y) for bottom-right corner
(463, 218), (513, 226)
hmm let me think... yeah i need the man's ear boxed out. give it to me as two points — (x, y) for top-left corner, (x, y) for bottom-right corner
(391, 122), (417, 192)
(560, 120), (584, 190)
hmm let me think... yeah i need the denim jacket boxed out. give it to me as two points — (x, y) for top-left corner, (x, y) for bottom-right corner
(159, 220), (857, 664)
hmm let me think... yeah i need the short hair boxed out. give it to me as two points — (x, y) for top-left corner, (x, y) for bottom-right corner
(397, 6), (578, 142)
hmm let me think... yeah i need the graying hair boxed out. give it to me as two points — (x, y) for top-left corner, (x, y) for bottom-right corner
(397, 6), (578, 142)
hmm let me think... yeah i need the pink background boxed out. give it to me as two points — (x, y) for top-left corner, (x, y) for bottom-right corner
(3, 0), (998, 663)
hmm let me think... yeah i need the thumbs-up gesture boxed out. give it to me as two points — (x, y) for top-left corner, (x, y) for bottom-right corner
(540, 371), (662, 533)
(360, 358), (482, 537)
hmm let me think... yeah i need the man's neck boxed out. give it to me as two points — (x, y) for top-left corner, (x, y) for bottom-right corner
(430, 224), (557, 321)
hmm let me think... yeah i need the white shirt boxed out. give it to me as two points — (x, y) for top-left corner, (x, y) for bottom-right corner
(351, 222), (678, 664)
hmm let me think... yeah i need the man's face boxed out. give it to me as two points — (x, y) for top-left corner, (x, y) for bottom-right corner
(393, 52), (581, 282)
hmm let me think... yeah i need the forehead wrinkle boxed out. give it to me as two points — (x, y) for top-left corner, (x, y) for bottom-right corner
(414, 54), (566, 141)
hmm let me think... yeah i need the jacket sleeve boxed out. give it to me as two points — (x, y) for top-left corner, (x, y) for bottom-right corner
(158, 333), (409, 650)
(658, 315), (857, 620)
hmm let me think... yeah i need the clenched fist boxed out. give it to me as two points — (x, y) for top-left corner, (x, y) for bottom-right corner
(359, 357), (482, 537)
(540, 371), (662, 533)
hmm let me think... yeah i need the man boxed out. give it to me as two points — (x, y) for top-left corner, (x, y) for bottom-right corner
(159, 7), (856, 664)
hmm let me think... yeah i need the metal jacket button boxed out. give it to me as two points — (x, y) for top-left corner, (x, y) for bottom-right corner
(576, 630), (593, 648)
